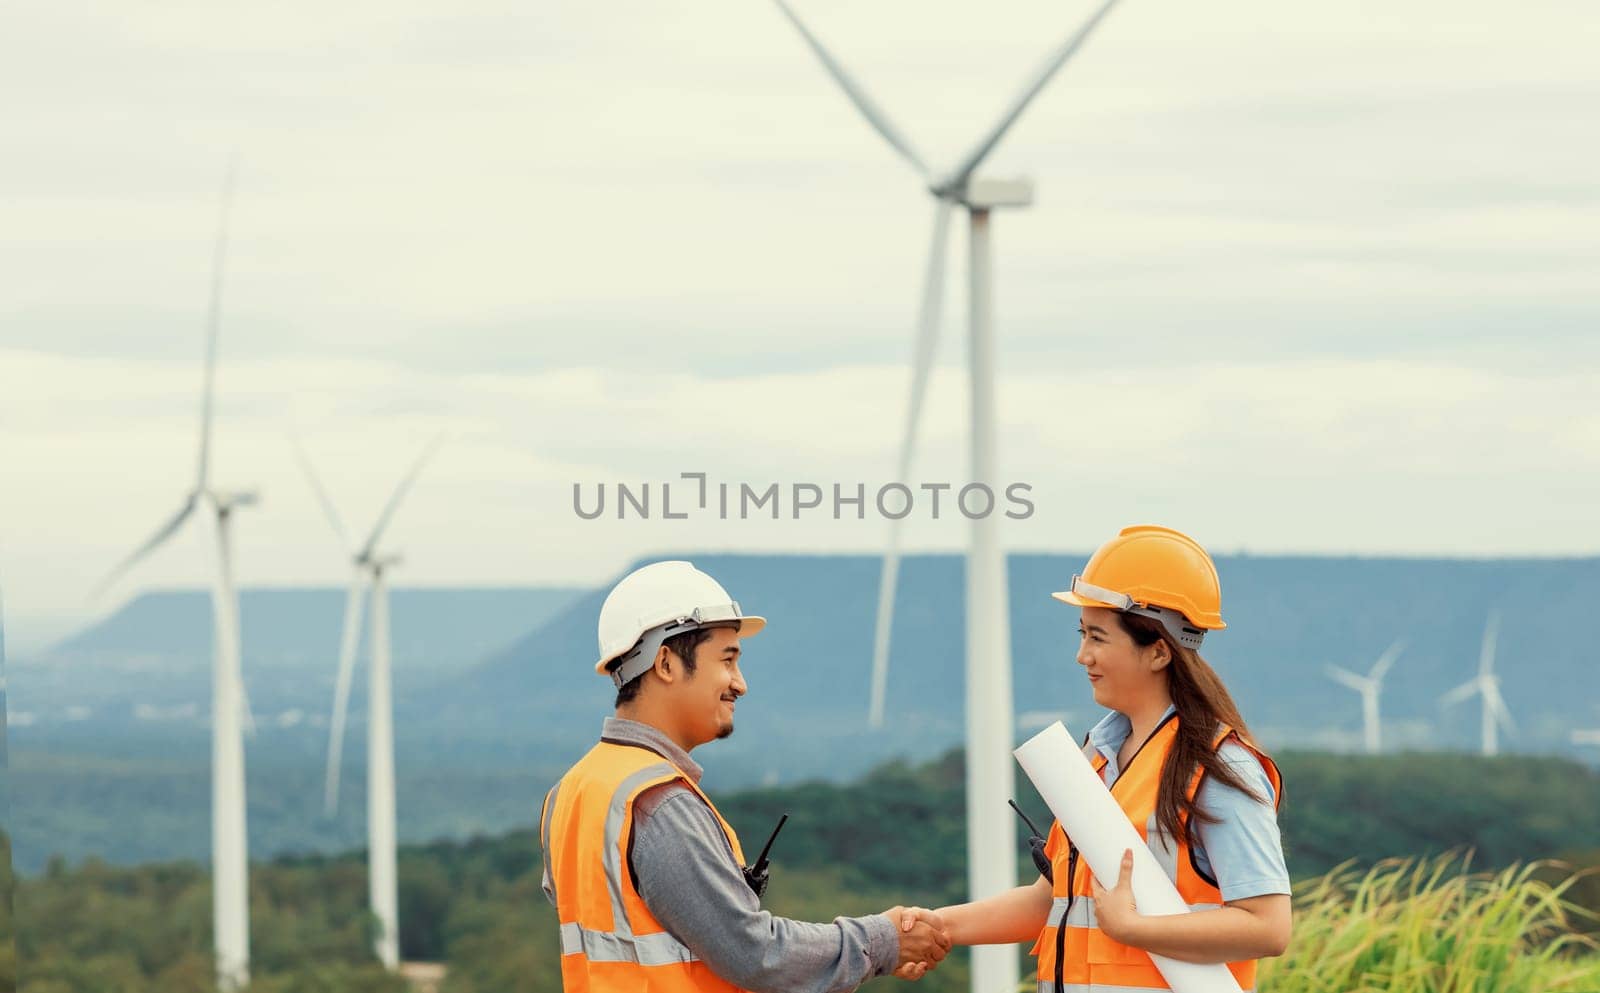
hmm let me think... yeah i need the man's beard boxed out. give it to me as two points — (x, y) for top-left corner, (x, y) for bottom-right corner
(715, 719), (735, 740)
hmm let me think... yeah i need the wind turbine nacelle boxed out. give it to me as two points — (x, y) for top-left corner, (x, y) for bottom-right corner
(368, 553), (405, 572)
(211, 490), (260, 511)
(954, 177), (1034, 210)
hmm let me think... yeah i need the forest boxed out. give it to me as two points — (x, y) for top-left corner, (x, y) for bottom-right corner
(10, 748), (1600, 992)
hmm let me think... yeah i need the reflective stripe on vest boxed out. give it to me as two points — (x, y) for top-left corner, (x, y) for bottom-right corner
(541, 782), (560, 907)
(1046, 895), (1224, 933)
(1146, 810), (1180, 885)
(548, 741), (750, 993)
(596, 761), (689, 952)
(1034, 716), (1282, 993)
(560, 922), (699, 966)
(1046, 895), (1095, 930)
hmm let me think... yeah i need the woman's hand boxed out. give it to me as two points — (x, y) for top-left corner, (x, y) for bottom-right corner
(1090, 848), (1145, 946)
(1090, 849), (1293, 961)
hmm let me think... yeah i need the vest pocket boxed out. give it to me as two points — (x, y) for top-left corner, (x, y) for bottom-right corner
(1030, 927), (1052, 983)
(1085, 927), (1152, 966)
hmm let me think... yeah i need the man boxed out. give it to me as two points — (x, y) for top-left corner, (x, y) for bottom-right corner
(541, 560), (950, 992)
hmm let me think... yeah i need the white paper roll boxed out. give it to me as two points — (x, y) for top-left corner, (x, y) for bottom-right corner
(1014, 721), (1243, 993)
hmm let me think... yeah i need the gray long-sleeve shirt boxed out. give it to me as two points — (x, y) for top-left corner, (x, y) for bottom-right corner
(543, 718), (898, 993)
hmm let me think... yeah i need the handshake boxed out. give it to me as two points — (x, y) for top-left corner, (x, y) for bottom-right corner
(882, 906), (952, 981)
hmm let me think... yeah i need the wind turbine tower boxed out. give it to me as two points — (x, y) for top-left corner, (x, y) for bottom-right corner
(772, 3), (1126, 990)
(1441, 611), (1515, 757)
(297, 438), (442, 971)
(97, 166), (255, 991)
(1324, 640), (1405, 754)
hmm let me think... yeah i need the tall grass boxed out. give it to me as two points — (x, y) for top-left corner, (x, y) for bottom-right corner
(1262, 853), (1600, 993)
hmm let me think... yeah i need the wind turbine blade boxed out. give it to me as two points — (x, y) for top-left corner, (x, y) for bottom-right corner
(1369, 638), (1406, 683)
(324, 571), (368, 816)
(196, 160), (238, 493)
(896, 203), (952, 482)
(1479, 609), (1499, 676)
(290, 435), (351, 550)
(771, 0), (929, 176)
(940, 0), (1124, 190)
(1439, 678), (1480, 709)
(1485, 680), (1516, 734)
(358, 434), (445, 560)
(869, 203), (951, 728)
(1324, 665), (1370, 693)
(92, 495), (198, 598)
(867, 548), (899, 729)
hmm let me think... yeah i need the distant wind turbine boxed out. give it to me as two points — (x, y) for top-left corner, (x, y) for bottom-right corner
(295, 435), (443, 971)
(1440, 611), (1515, 757)
(773, 6), (1128, 990)
(1324, 639), (1405, 754)
(95, 164), (255, 992)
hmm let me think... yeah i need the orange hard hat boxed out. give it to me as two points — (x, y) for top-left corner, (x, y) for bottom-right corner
(1053, 525), (1225, 648)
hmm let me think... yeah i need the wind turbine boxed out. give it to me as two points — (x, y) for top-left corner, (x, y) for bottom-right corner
(772, 3), (1126, 990)
(1440, 611), (1515, 757)
(296, 436), (442, 971)
(95, 165), (255, 992)
(1324, 639), (1406, 754)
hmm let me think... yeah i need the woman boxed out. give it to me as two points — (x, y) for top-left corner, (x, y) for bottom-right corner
(911, 525), (1291, 991)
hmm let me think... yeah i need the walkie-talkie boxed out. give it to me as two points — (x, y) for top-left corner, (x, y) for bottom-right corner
(742, 813), (788, 900)
(1009, 799), (1053, 883)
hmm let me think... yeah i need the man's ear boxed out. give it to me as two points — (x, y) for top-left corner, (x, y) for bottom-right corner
(652, 644), (676, 683)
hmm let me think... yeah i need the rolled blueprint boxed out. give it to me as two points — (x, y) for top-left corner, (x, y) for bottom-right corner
(1014, 721), (1243, 993)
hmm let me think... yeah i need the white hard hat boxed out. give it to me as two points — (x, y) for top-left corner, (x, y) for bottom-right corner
(595, 560), (766, 687)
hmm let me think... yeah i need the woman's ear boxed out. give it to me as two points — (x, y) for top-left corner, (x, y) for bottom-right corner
(1147, 638), (1172, 673)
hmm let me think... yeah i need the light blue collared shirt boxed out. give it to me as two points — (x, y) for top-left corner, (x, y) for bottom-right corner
(1088, 705), (1291, 901)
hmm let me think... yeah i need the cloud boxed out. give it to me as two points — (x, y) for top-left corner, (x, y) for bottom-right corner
(2, 0), (1595, 375)
(3, 0), (1596, 642)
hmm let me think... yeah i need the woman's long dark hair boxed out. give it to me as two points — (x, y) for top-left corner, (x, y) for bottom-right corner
(1116, 612), (1273, 845)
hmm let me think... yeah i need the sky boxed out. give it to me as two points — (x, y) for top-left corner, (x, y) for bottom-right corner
(2, 0), (1597, 652)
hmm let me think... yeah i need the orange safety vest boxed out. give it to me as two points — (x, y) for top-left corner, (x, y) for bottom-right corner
(542, 740), (753, 993)
(1031, 712), (1284, 993)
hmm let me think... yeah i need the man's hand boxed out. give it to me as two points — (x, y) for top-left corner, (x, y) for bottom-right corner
(883, 906), (950, 981)
(1090, 848), (1144, 946)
